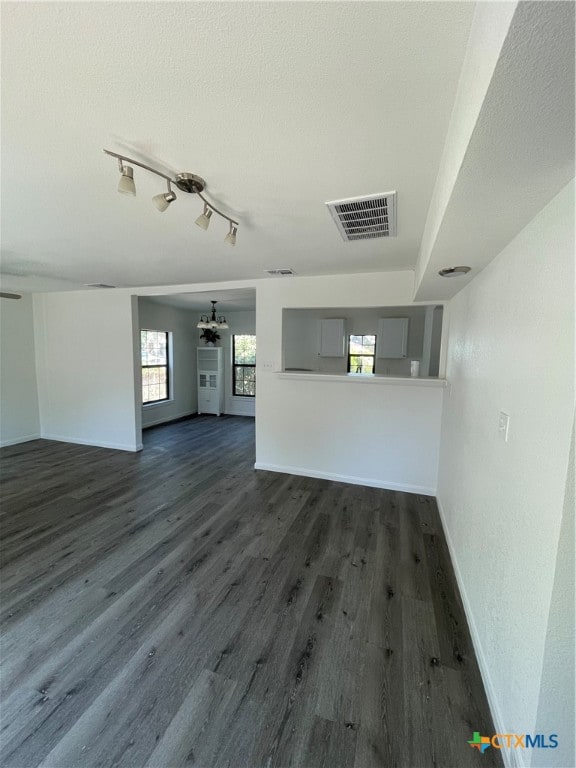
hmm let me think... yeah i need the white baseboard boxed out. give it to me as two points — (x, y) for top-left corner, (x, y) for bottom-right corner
(142, 409), (196, 428)
(0, 433), (41, 448)
(41, 434), (141, 453)
(436, 496), (523, 768)
(225, 399), (255, 417)
(253, 462), (436, 496)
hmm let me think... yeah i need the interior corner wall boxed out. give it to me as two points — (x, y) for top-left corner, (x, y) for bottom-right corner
(255, 271), (444, 494)
(139, 298), (198, 428)
(436, 180), (575, 767)
(34, 290), (140, 451)
(0, 294), (41, 446)
(531, 419), (575, 768)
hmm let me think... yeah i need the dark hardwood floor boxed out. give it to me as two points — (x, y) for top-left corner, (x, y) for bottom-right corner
(0, 416), (501, 768)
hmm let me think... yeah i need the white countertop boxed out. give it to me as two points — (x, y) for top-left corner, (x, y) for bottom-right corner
(276, 371), (447, 387)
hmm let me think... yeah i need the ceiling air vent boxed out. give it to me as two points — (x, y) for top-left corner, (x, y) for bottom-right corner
(264, 268), (296, 276)
(85, 283), (116, 289)
(326, 191), (397, 241)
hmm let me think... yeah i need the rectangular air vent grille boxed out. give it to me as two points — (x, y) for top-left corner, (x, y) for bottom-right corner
(264, 268), (296, 276)
(326, 192), (397, 241)
(85, 283), (116, 289)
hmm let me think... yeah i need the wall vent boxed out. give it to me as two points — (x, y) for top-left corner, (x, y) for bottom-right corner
(264, 268), (296, 276)
(85, 283), (116, 289)
(325, 191), (397, 241)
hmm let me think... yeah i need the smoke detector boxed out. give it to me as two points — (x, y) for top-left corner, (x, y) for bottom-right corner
(326, 192), (397, 241)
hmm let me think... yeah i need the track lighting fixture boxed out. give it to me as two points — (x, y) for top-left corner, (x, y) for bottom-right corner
(224, 224), (237, 247)
(117, 161), (136, 196)
(104, 149), (239, 242)
(197, 301), (229, 330)
(152, 180), (177, 212)
(195, 204), (213, 230)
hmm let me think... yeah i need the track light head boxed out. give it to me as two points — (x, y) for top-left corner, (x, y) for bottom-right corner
(153, 181), (177, 212)
(224, 224), (237, 246)
(195, 205), (213, 230)
(118, 164), (136, 195)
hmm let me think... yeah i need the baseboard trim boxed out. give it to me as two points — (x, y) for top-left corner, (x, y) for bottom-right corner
(253, 462), (436, 496)
(41, 434), (141, 453)
(142, 410), (197, 429)
(0, 433), (41, 448)
(436, 496), (522, 768)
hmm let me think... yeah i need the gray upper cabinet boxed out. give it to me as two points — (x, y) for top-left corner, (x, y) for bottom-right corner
(319, 318), (346, 357)
(376, 317), (409, 358)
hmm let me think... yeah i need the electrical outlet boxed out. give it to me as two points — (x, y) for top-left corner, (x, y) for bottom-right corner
(498, 411), (510, 442)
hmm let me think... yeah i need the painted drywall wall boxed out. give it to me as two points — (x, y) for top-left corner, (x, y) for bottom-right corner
(256, 271), (444, 493)
(414, 1), (517, 292)
(139, 298), (197, 427)
(34, 291), (140, 451)
(531, 420), (575, 768)
(437, 181), (574, 768)
(204, 310), (255, 417)
(282, 306), (435, 377)
(0, 294), (41, 446)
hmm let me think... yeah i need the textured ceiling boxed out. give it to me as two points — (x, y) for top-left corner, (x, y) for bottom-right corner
(1, 1), (474, 292)
(143, 289), (256, 313)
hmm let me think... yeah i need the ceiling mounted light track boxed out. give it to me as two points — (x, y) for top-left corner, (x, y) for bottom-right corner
(104, 149), (239, 245)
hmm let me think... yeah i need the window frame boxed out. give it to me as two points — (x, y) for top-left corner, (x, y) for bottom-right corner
(347, 334), (377, 374)
(232, 334), (256, 398)
(141, 329), (170, 405)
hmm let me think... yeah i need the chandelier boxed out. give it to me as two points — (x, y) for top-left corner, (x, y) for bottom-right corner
(197, 301), (229, 330)
(103, 149), (238, 245)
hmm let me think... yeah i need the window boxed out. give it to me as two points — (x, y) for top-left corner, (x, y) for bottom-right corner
(233, 335), (256, 397)
(141, 330), (170, 404)
(348, 334), (376, 374)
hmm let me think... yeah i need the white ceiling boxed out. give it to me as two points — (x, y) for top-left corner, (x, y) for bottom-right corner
(142, 288), (256, 313)
(1, 1), (475, 293)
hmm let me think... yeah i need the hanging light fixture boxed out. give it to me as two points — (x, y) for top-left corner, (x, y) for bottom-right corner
(196, 301), (229, 330)
(104, 149), (239, 242)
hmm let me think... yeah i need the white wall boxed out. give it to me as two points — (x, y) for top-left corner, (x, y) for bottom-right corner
(210, 310), (256, 417)
(531, 420), (575, 768)
(256, 271), (444, 494)
(437, 181), (574, 768)
(0, 294), (41, 446)
(34, 291), (140, 451)
(139, 298), (197, 427)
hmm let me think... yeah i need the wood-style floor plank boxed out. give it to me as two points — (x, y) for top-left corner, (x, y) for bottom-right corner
(0, 416), (502, 768)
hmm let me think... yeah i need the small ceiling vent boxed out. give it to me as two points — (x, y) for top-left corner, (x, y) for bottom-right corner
(264, 268), (296, 276)
(85, 283), (116, 289)
(326, 191), (397, 241)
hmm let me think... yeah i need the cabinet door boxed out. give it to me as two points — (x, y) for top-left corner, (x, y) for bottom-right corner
(198, 389), (217, 413)
(319, 319), (345, 357)
(376, 318), (409, 358)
